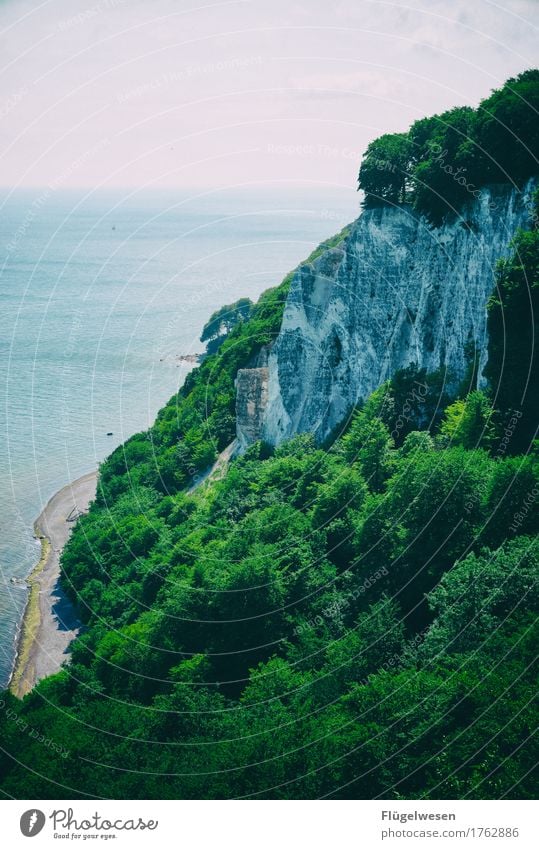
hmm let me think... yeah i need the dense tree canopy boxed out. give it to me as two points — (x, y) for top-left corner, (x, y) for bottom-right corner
(1, 346), (537, 798)
(200, 297), (253, 354)
(358, 71), (539, 223)
(357, 132), (411, 205)
(485, 200), (539, 452)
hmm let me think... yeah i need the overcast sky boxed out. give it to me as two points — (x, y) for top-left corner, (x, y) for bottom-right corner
(0, 0), (537, 192)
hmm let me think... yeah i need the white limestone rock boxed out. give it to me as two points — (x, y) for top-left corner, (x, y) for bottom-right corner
(260, 182), (535, 446)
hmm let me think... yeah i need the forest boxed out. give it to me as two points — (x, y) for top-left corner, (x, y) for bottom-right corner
(358, 70), (539, 223)
(0, 76), (537, 800)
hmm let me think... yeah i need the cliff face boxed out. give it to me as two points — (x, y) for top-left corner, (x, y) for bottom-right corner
(236, 366), (269, 451)
(235, 182), (534, 447)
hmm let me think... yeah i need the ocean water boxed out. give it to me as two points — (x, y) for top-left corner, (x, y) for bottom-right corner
(0, 185), (358, 687)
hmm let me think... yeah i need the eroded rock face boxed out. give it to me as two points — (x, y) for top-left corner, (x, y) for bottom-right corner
(258, 182), (535, 446)
(236, 367), (269, 450)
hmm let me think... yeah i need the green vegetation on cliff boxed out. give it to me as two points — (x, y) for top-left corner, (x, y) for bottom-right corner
(0, 86), (537, 802)
(485, 200), (539, 451)
(0, 378), (537, 797)
(97, 225), (351, 507)
(358, 70), (539, 223)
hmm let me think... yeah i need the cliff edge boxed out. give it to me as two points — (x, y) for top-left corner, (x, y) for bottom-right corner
(236, 181), (535, 448)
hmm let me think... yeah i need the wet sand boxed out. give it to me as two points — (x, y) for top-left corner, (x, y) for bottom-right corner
(10, 471), (97, 698)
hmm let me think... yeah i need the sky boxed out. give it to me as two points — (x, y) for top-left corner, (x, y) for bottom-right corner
(0, 0), (537, 192)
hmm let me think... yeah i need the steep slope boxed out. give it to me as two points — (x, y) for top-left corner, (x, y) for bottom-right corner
(256, 181), (535, 446)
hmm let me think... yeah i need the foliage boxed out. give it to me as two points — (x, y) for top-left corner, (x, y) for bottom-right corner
(1, 79), (538, 799)
(1, 365), (537, 798)
(439, 390), (496, 450)
(485, 204), (539, 453)
(377, 365), (450, 446)
(358, 71), (539, 223)
(96, 231), (350, 508)
(200, 297), (253, 350)
(358, 132), (411, 205)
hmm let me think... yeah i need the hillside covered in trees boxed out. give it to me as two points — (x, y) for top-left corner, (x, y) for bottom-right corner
(0, 75), (537, 800)
(358, 70), (538, 223)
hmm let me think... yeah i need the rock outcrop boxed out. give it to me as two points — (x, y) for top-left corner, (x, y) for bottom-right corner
(236, 182), (534, 447)
(235, 367), (269, 451)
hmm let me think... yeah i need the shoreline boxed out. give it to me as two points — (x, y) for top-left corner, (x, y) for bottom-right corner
(9, 471), (98, 699)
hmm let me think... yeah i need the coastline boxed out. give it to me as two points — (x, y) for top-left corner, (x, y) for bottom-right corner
(9, 471), (98, 699)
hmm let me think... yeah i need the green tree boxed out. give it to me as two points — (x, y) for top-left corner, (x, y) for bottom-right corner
(439, 390), (496, 450)
(485, 216), (539, 453)
(341, 409), (394, 492)
(411, 107), (476, 224)
(200, 297), (253, 346)
(474, 69), (539, 185)
(419, 536), (538, 658)
(358, 133), (411, 206)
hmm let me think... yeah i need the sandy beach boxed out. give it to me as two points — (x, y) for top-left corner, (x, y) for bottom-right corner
(9, 471), (97, 698)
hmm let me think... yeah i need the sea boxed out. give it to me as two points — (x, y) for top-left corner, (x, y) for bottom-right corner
(0, 184), (358, 687)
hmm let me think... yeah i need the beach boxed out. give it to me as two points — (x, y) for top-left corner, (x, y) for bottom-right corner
(9, 471), (97, 698)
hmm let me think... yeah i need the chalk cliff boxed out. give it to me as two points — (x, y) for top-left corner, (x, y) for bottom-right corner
(236, 366), (269, 451)
(236, 182), (535, 448)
